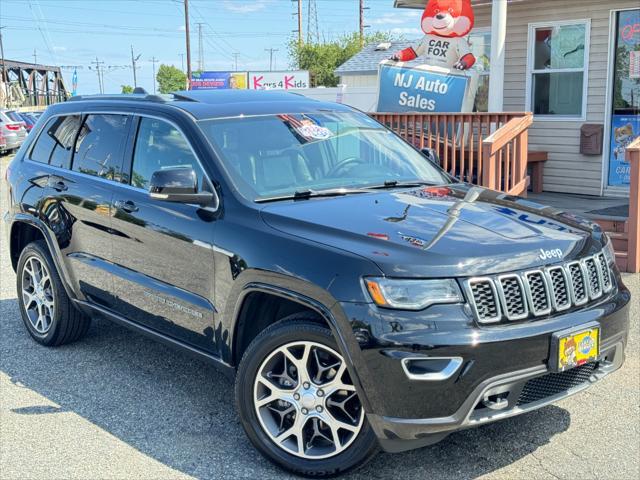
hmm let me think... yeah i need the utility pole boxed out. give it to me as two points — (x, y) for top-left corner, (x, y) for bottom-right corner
(232, 52), (239, 71)
(150, 56), (158, 94)
(307, 0), (319, 44)
(179, 53), (185, 72)
(196, 22), (205, 72)
(32, 48), (37, 65)
(184, 0), (192, 89)
(0, 27), (9, 106)
(130, 45), (141, 87)
(292, 0), (302, 45)
(91, 57), (105, 94)
(359, 0), (369, 48)
(265, 48), (278, 71)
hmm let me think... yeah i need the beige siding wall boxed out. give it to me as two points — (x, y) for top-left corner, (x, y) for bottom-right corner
(474, 0), (636, 196)
(338, 74), (378, 88)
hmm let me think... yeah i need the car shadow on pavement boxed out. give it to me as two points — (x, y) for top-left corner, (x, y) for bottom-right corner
(0, 298), (571, 479)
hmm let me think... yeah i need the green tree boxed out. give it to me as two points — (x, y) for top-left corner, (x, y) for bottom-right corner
(121, 84), (134, 94)
(156, 64), (187, 94)
(289, 32), (399, 87)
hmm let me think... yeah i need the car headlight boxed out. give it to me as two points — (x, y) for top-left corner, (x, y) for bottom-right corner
(603, 235), (616, 265)
(364, 277), (463, 310)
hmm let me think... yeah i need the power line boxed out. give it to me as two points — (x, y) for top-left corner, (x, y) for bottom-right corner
(184, 0), (192, 89)
(90, 57), (105, 94)
(232, 52), (239, 71)
(359, 0), (370, 48)
(293, 0), (302, 45)
(195, 22), (205, 72)
(130, 45), (141, 87)
(265, 48), (278, 72)
(150, 56), (158, 94)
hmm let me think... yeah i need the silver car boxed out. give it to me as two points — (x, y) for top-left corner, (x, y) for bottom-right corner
(0, 110), (27, 153)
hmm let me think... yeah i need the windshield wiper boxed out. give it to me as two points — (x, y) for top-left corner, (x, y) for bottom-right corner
(368, 180), (443, 190)
(255, 187), (373, 203)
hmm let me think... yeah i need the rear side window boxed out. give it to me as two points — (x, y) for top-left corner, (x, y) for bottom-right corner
(130, 117), (205, 190)
(72, 114), (130, 181)
(30, 115), (82, 168)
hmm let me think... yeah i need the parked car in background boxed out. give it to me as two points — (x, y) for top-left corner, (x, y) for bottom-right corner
(0, 110), (27, 153)
(4, 110), (36, 133)
(0, 129), (6, 153)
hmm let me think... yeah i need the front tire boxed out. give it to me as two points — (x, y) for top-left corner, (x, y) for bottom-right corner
(236, 319), (378, 477)
(16, 240), (91, 346)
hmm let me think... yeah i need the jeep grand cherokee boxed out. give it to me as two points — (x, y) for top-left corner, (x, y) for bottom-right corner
(3, 90), (630, 477)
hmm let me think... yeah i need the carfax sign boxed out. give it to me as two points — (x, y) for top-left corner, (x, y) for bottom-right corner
(377, 64), (471, 113)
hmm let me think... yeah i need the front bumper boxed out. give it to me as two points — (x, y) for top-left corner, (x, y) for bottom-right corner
(338, 285), (630, 453)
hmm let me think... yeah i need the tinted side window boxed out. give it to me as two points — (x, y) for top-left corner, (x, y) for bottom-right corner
(30, 115), (81, 168)
(131, 117), (204, 190)
(72, 114), (130, 181)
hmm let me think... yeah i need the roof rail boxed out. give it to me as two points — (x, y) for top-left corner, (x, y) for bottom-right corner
(67, 93), (169, 103)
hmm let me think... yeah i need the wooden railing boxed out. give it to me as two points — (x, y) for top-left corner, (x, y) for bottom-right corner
(482, 114), (533, 196)
(625, 137), (640, 273)
(370, 112), (533, 196)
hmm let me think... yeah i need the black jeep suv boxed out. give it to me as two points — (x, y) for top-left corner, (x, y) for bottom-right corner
(4, 90), (630, 476)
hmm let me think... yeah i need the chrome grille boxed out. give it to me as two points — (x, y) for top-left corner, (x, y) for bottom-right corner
(525, 271), (551, 316)
(584, 257), (602, 299)
(547, 267), (570, 311)
(467, 250), (614, 324)
(497, 275), (528, 320)
(469, 279), (501, 323)
(597, 253), (612, 292)
(567, 262), (588, 305)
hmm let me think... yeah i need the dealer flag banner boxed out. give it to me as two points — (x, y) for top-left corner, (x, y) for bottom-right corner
(377, 63), (475, 113)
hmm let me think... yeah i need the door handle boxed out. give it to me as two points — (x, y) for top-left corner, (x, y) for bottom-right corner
(47, 177), (68, 192)
(114, 199), (139, 213)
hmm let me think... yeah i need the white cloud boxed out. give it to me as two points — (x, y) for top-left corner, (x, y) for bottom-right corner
(223, 0), (271, 14)
(389, 27), (422, 36)
(52, 46), (67, 52)
(369, 10), (421, 26)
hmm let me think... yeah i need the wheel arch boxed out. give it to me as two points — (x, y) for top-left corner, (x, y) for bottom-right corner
(228, 281), (372, 413)
(9, 215), (76, 301)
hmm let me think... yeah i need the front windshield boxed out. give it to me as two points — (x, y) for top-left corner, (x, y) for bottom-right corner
(198, 111), (450, 201)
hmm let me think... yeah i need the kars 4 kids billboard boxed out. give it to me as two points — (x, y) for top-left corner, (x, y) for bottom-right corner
(249, 71), (310, 90)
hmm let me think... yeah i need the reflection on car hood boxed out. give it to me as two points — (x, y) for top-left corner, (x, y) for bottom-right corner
(260, 184), (604, 277)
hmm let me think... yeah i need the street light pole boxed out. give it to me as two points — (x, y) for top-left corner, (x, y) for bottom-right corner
(150, 56), (158, 94)
(184, 0), (192, 89)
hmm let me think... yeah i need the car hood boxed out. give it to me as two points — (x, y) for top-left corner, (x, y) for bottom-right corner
(260, 184), (603, 277)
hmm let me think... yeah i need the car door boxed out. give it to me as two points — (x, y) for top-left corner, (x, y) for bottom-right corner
(34, 112), (131, 307)
(108, 115), (218, 353)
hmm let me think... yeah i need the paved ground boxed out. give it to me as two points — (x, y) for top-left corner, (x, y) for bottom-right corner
(1, 153), (639, 479)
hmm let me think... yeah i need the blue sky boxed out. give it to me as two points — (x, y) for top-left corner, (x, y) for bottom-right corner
(1, 0), (421, 94)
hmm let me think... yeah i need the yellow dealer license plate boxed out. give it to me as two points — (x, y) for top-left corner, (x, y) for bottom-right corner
(553, 325), (599, 372)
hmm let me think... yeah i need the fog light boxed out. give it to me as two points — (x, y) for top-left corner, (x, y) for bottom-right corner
(401, 357), (463, 381)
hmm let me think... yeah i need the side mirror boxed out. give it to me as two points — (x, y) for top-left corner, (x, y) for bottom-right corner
(421, 148), (440, 166)
(149, 166), (215, 206)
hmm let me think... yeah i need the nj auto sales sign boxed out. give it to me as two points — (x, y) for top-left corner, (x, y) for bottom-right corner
(249, 71), (310, 90)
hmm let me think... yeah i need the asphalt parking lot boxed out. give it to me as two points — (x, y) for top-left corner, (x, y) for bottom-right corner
(1, 153), (639, 480)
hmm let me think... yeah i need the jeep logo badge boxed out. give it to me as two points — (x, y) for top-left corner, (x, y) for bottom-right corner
(539, 248), (563, 261)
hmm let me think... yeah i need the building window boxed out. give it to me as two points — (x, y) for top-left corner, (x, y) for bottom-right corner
(527, 20), (590, 119)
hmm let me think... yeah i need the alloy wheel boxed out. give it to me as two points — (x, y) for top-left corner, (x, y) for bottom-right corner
(21, 256), (55, 334)
(253, 340), (364, 459)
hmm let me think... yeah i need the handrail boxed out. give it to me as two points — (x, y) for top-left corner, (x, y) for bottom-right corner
(482, 113), (533, 196)
(370, 112), (530, 192)
(625, 137), (640, 273)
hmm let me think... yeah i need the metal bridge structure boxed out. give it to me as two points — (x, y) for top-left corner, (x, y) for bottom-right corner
(1, 59), (69, 109)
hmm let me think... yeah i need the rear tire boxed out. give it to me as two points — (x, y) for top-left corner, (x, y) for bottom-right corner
(16, 240), (91, 346)
(236, 319), (378, 477)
